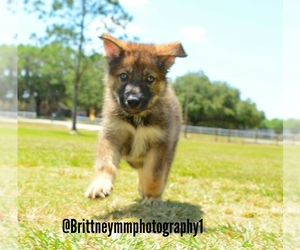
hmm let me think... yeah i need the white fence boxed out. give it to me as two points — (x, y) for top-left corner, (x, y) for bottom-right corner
(0, 111), (17, 118)
(18, 111), (37, 118)
(181, 125), (276, 139)
(0, 111), (37, 119)
(76, 116), (103, 124)
(9, 111), (300, 144)
(181, 125), (300, 145)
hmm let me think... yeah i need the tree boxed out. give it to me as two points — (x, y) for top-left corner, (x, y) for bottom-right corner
(17, 43), (105, 117)
(173, 71), (265, 128)
(236, 99), (265, 129)
(283, 119), (300, 133)
(0, 44), (17, 112)
(22, 0), (132, 132)
(77, 53), (105, 116)
(18, 43), (75, 116)
(173, 71), (210, 125)
(259, 118), (283, 134)
(284, 119), (300, 133)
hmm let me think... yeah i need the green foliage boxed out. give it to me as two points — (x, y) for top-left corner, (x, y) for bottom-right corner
(260, 118), (283, 134)
(74, 52), (105, 114)
(18, 43), (75, 115)
(17, 44), (105, 116)
(0, 44), (17, 110)
(259, 118), (300, 134)
(173, 71), (265, 129)
(236, 99), (265, 129)
(284, 119), (300, 133)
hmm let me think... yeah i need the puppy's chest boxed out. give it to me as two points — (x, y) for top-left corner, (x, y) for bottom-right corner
(121, 125), (165, 159)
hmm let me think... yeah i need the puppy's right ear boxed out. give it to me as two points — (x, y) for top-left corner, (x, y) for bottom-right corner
(100, 34), (124, 59)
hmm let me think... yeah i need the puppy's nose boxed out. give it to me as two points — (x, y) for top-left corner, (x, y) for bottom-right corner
(127, 95), (141, 108)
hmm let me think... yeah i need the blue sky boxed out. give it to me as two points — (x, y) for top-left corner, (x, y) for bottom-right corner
(1, 0), (299, 120)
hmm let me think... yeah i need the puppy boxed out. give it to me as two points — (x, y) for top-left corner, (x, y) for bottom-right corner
(86, 34), (187, 204)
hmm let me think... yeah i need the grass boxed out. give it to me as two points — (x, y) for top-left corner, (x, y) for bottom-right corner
(14, 121), (283, 249)
(0, 120), (18, 249)
(283, 145), (300, 249)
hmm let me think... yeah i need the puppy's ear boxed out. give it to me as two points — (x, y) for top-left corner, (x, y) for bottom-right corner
(156, 42), (187, 68)
(100, 33), (124, 59)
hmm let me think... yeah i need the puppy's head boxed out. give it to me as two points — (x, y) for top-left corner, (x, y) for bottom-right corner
(100, 33), (187, 115)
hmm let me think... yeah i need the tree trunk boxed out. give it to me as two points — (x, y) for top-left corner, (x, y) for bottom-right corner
(71, 78), (79, 131)
(71, 0), (86, 132)
(184, 81), (190, 138)
(35, 96), (42, 117)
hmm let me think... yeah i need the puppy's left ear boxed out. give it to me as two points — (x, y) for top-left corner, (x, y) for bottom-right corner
(99, 33), (125, 59)
(156, 42), (187, 68)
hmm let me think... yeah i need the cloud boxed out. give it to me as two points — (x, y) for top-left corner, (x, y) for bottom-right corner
(182, 26), (206, 42)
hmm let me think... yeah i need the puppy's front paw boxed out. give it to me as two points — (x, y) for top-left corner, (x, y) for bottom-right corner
(85, 177), (113, 199)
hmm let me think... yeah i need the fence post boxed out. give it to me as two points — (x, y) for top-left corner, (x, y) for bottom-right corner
(215, 128), (218, 142)
(228, 129), (231, 143)
(255, 128), (258, 144)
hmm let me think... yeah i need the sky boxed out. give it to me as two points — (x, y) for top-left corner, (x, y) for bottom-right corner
(1, 0), (299, 120)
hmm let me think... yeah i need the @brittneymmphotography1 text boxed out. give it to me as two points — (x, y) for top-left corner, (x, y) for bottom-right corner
(62, 219), (204, 237)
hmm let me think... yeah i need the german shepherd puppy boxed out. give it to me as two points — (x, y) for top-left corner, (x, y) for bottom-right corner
(86, 34), (187, 204)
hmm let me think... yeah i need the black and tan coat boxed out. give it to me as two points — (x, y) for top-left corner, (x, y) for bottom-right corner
(86, 34), (187, 204)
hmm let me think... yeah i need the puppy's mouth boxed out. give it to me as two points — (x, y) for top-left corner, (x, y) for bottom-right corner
(124, 107), (143, 115)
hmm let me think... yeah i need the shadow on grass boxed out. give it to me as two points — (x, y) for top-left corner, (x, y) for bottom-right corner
(92, 201), (206, 237)
(92, 200), (204, 235)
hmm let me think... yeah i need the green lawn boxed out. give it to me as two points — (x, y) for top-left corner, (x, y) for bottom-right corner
(15, 121), (283, 249)
(0, 121), (18, 249)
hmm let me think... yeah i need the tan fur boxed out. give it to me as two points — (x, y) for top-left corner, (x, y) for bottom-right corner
(85, 34), (187, 204)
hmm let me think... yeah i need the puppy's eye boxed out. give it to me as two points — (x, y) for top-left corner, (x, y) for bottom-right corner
(120, 73), (128, 81)
(146, 75), (155, 83)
